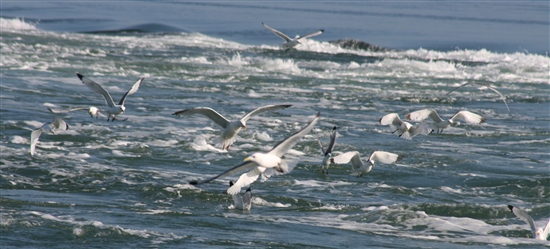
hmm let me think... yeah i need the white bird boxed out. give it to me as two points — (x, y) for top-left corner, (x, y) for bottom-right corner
(76, 73), (144, 121)
(229, 181), (251, 211)
(379, 113), (434, 139)
(447, 82), (510, 112)
(405, 109), (486, 133)
(331, 151), (399, 177)
(262, 22), (324, 51)
(318, 126), (337, 174)
(172, 104), (292, 150)
(47, 106), (103, 119)
(189, 112), (320, 195)
(508, 205), (550, 240)
(30, 116), (69, 156)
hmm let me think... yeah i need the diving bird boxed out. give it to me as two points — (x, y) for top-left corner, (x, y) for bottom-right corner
(262, 22), (324, 51)
(405, 109), (486, 133)
(379, 113), (434, 139)
(172, 104), (292, 150)
(318, 126), (338, 174)
(508, 205), (550, 240)
(446, 82), (510, 112)
(47, 106), (103, 119)
(30, 116), (69, 156)
(331, 151), (399, 177)
(189, 112), (320, 195)
(76, 73), (144, 121)
(229, 181), (252, 211)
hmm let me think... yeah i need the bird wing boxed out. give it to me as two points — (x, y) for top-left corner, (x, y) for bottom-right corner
(450, 110), (486, 124)
(331, 151), (359, 165)
(77, 73), (116, 107)
(297, 29), (324, 40)
(189, 160), (258, 186)
(118, 77), (145, 106)
(325, 126), (338, 155)
(51, 116), (69, 131)
(240, 104), (292, 123)
(485, 85), (510, 113)
(317, 139), (326, 155)
(370, 151), (399, 164)
(508, 205), (538, 238)
(172, 107), (230, 128)
(241, 188), (252, 211)
(268, 112), (320, 158)
(262, 22), (292, 42)
(403, 122), (434, 139)
(47, 107), (88, 114)
(406, 109), (443, 123)
(30, 129), (43, 156)
(229, 181), (243, 208)
(446, 82), (472, 95)
(226, 167), (263, 195)
(379, 113), (401, 126)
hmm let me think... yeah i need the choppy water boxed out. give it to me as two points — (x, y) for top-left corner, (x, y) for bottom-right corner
(1, 2), (549, 248)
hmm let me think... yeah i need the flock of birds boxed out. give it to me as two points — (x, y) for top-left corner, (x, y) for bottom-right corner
(29, 23), (547, 240)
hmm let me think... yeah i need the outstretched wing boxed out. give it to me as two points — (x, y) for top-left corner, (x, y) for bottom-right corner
(450, 110), (486, 124)
(226, 167), (263, 195)
(47, 107), (88, 114)
(406, 109), (443, 123)
(446, 82), (472, 95)
(508, 205), (538, 238)
(189, 160), (258, 186)
(331, 151), (359, 165)
(77, 73), (116, 107)
(262, 22), (292, 42)
(325, 126), (338, 155)
(297, 29), (324, 40)
(51, 116), (69, 131)
(172, 107), (231, 128)
(268, 112), (320, 158)
(240, 104), (292, 123)
(369, 151), (399, 164)
(30, 129), (43, 156)
(118, 77), (145, 106)
(241, 188), (252, 211)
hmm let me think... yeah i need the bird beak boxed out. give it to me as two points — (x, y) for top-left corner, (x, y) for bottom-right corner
(243, 125), (247, 131)
(244, 157), (251, 162)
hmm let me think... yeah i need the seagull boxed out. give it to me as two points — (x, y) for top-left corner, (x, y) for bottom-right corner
(379, 113), (434, 139)
(76, 73), (144, 121)
(172, 104), (292, 150)
(229, 181), (251, 211)
(446, 82), (510, 112)
(47, 106), (103, 119)
(30, 116), (69, 156)
(189, 112), (320, 194)
(331, 151), (399, 177)
(318, 126), (337, 174)
(508, 205), (550, 240)
(405, 109), (486, 133)
(262, 22), (324, 51)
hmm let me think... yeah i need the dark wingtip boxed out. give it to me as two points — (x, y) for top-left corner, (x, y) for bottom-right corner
(316, 111), (321, 117)
(320, 29), (325, 32)
(507, 205), (514, 212)
(332, 126), (337, 130)
(189, 180), (199, 185)
(229, 181), (234, 187)
(245, 187), (251, 193)
(76, 73), (84, 80)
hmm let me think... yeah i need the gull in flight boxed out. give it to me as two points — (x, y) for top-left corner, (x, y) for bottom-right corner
(229, 181), (251, 211)
(172, 104), (292, 150)
(331, 151), (399, 177)
(508, 205), (550, 240)
(30, 116), (69, 156)
(76, 73), (144, 121)
(318, 126), (337, 174)
(262, 22), (324, 51)
(189, 112), (320, 195)
(47, 106), (103, 119)
(405, 109), (486, 133)
(446, 82), (510, 112)
(379, 113), (434, 139)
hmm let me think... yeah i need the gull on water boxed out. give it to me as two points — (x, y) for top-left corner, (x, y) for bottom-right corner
(508, 205), (550, 240)
(30, 116), (69, 156)
(262, 22), (324, 51)
(446, 82), (510, 112)
(48, 106), (103, 119)
(172, 104), (292, 150)
(229, 181), (251, 211)
(331, 151), (399, 177)
(406, 109), (486, 133)
(76, 73), (144, 121)
(379, 113), (434, 139)
(318, 126), (337, 174)
(189, 112), (320, 195)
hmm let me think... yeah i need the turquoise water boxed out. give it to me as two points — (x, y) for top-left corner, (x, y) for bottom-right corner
(1, 2), (549, 248)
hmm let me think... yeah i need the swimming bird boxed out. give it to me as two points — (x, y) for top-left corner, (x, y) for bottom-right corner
(172, 104), (292, 150)
(262, 22), (324, 51)
(379, 113), (434, 139)
(446, 82), (510, 112)
(30, 116), (69, 156)
(189, 112), (320, 195)
(331, 151), (399, 177)
(405, 109), (486, 133)
(229, 181), (251, 211)
(508, 205), (550, 240)
(318, 126), (337, 174)
(47, 106), (103, 119)
(76, 73), (144, 121)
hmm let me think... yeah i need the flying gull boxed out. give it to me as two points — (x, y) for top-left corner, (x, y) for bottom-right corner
(508, 205), (550, 240)
(229, 181), (252, 211)
(48, 106), (103, 119)
(379, 113), (434, 139)
(262, 22), (324, 51)
(446, 82), (510, 113)
(406, 109), (486, 133)
(331, 151), (399, 177)
(30, 116), (69, 156)
(318, 126), (337, 174)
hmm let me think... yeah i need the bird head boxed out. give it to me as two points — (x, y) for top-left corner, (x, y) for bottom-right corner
(239, 121), (247, 131)
(88, 107), (99, 118)
(120, 105), (126, 113)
